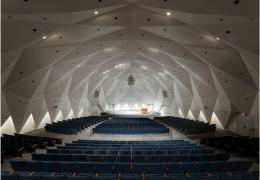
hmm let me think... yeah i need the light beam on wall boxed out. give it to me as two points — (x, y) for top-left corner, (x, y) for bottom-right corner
(1, 116), (16, 136)
(54, 110), (63, 122)
(187, 110), (195, 120)
(78, 108), (84, 117)
(38, 112), (51, 129)
(20, 113), (36, 134)
(115, 104), (121, 111)
(67, 109), (74, 119)
(211, 112), (224, 129)
(198, 110), (207, 122)
(178, 108), (184, 118)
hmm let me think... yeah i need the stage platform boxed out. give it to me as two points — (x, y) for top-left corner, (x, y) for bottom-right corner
(104, 110), (160, 119)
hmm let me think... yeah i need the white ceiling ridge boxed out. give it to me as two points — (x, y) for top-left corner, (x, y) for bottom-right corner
(31, 68), (53, 99)
(209, 64), (258, 91)
(75, 4), (130, 24)
(70, 4), (129, 23)
(68, 69), (100, 93)
(190, 77), (206, 109)
(32, 24), (125, 49)
(139, 25), (231, 50)
(161, 66), (192, 95)
(138, 52), (173, 68)
(156, 78), (172, 95)
(142, 80), (157, 96)
(140, 54), (188, 80)
(2, 0), (128, 14)
(135, 33), (179, 45)
(3, 65), (52, 89)
(32, 41), (83, 50)
(190, 74), (218, 100)
(167, 54), (216, 91)
(135, 4), (189, 26)
(44, 72), (74, 95)
(15, 17), (105, 53)
(184, 43), (257, 89)
(2, 50), (25, 87)
(140, 5), (254, 25)
(180, 41), (257, 88)
(209, 67), (230, 100)
(2, 24), (67, 55)
(87, 51), (127, 70)
(22, 44), (82, 86)
(70, 72), (100, 94)
(2, 16), (70, 26)
(173, 83), (185, 111)
(136, 0), (258, 16)
(194, 27), (244, 50)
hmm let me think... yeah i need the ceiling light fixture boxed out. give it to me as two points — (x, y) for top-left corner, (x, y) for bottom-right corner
(104, 48), (114, 53)
(94, 11), (99, 15)
(141, 65), (147, 70)
(158, 72), (165, 77)
(149, 48), (159, 53)
(166, 12), (171, 16)
(103, 70), (110, 74)
(42, 35), (47, 39)
(216, 37), (220, 40)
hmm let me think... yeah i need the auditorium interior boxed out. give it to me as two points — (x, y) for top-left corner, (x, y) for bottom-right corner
(1, 0), (259, 179)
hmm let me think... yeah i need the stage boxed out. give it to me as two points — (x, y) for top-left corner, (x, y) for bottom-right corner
(104, 110), (160, 118)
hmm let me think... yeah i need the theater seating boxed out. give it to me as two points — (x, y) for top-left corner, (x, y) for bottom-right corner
(9, 140), (252, 174)
(45, 116), (107, 134)
(4, 140), (258, 180)
(1, 134), (61, 162)
(1, 172), (259, 180)
(93, 118), (169, 134)
(155, 117), (216, 135)
(200, 136), (259, 157)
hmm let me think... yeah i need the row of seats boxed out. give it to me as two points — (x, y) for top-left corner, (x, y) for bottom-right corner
(2, 172), (259, 180)
(1, 134), (61, 163)
(45, 116), (107, 134)
(46, 148), (215, 155)
(63, 142), (194, 147)
(57, 145), (203, 150)
(75, 140), (186, 144)
(7, 140), (257, 180)
(2, 171), (259, 180)
(38, 140), (225, 163)
(155, 117), (216, 135)
(31, 153), (229, 162)
(93, 118), (169, 134)
(200, 136), (259, 157)
(10, 160), (252, 174)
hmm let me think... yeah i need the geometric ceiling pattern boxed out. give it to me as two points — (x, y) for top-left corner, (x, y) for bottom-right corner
(1, 0), (259, 135)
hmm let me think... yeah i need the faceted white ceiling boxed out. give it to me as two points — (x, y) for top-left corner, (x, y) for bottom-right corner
(1, 0), (259, 135)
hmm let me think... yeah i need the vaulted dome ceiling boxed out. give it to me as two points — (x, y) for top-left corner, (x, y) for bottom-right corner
(1, 0), (259, 134)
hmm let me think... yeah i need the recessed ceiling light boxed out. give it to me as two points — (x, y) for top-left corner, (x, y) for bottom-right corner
(94, 11), (99, 15)
(42, 35), (47, 39)
(141, 65), (147, 70)
(166, 12), (171, 16)
(216, 37), (220, 40)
